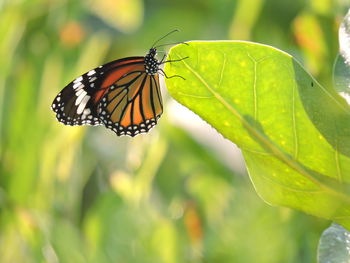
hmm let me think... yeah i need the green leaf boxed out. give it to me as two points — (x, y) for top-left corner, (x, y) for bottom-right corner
(317, 223), (350, 263)
(164, 41), (350, 229)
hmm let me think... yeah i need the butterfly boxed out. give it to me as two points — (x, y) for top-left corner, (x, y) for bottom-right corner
(51, 30), (185, 137)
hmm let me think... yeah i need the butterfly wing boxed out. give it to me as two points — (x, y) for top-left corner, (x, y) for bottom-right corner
(51, 68), (103, 126)
(51, 57), (145, 126)
(98, 72), (163, 136)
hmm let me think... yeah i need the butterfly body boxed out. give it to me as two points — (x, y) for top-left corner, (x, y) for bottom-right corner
(51, 49), (163, 136)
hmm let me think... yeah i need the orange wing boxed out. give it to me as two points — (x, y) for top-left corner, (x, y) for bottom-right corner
(98, 70), (163, 136)
(51, 56), (145, 127)
(92, 59), (145, 104)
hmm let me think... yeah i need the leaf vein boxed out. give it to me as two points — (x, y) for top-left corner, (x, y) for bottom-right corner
(177, 92), (213, 99)
(257, 171), (326, 194)
(335, 135), (343, 182)
(246, 52), (258, 120)
(292, 83), (299, 159)
(218, 53), (227, 88)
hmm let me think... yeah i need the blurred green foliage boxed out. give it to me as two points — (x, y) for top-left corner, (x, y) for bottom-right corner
(0, 0), (347, 262)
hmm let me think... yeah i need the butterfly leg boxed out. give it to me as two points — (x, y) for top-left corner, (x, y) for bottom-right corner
(159, 68), (185, 80)
(158, 54), (188, 79)
(161, 56), (189, 64)
(159, 54), (167, 63)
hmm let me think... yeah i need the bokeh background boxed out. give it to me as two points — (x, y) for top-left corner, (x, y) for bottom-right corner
(0, 0), (348, 262)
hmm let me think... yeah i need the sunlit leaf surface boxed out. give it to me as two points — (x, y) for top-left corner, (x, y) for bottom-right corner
(165, 41), (350, 229)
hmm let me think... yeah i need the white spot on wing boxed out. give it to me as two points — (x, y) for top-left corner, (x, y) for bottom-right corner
(87, 70), (96, 76)
(75, 91), (87, 105)
(83, 108), (91, 115)
(74, 76), (83, 83)
(76, 88), (85, 97)
(73, 82), (82, 89)
(89, 76), (97, 82)
(77, 95), (90, 115)
(75, 84), (84, 91)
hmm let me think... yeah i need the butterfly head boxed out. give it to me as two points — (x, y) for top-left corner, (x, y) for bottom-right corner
(145, 48), (160, 75)
(148, 48), (157, 57)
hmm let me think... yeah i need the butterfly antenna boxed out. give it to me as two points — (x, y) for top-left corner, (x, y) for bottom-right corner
(151, 29), (179, 48)
(154, 41), (188, 49)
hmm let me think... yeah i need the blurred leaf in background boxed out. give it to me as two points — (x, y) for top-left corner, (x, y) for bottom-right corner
(0, 0), (347, 262)
(87, 0), (144, 33)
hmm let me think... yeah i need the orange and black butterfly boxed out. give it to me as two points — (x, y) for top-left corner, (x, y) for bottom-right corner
(51, 31), (185, 136)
